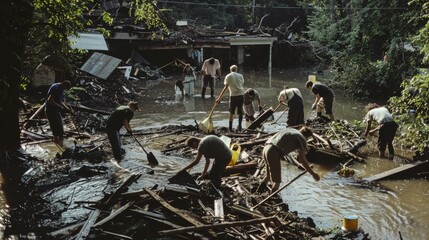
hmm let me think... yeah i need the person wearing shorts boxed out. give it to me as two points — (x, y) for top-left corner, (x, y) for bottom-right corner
(216, 65), (245, 131)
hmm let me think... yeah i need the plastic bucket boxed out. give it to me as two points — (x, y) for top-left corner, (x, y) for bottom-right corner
(229, 144), (241, 166)
(342, 215), (359, 232)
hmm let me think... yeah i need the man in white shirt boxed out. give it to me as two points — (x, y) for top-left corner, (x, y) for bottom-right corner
(364, 103), (398, 159)
(201, 57), (221, 98)
(216, 65), (245, 131)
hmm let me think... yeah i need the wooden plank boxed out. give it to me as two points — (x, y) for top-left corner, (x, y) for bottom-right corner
(105, 173), (142, 207)
(364, 161), (429, 181)
(47, 222), (84, 238)
(144, 188), (204, 227)
(247, 108), (274, 130)
(75, 209), (101, 240)
(98, 230), (133, 240)
(93, 201), (135, 227)
(158, 216), (277, 236)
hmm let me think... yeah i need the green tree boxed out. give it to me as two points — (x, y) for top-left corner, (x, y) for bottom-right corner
(387, 0), (429, 152)
(0, 0), (166, 152)
(306, 0), (422, 100)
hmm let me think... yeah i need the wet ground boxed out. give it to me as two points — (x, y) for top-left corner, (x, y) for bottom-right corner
(2, 67), (428, 239)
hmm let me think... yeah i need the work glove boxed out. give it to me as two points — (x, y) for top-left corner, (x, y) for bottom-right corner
(311, 103), (316, 110)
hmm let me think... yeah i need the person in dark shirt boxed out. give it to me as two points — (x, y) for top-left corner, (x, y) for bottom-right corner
(258, 127), (320, 193)
(45, 80), (72, 149)
(305, 81), (335, 121)
(106, 101), (141, 161)
(179, 135), (232, 188)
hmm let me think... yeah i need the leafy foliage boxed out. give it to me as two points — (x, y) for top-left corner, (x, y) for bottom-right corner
(306, 0), (423, 100)
(388, 72), (429, 151)
(386, 0), (429, 151)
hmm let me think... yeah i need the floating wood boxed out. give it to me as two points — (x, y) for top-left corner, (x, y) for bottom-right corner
(364, 161), (429, 181)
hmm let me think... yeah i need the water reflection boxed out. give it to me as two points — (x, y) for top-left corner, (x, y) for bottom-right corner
(131, 68), (426, 239)
(3, 68), (426, 239)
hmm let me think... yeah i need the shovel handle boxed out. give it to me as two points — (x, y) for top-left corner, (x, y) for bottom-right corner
(132, 134), (149, 155)
(208, 101), (219, 118)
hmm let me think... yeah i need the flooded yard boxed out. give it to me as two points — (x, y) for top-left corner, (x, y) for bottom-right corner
(1, 68), (428, 239)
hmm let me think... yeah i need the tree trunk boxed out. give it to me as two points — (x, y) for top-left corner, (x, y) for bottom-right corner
(0, 0), (34, 152)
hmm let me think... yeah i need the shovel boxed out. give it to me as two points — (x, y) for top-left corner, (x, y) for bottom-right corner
(198, 101), (219, 133)
(132, 134), (159, 166)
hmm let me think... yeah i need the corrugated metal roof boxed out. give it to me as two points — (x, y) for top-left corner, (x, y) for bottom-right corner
(69, 33), (108, 51)
(80, 52), (121, 80)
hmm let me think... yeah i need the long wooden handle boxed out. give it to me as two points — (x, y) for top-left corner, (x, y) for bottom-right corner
(208, 101), (219, 118)
(132, 134), (149, 155)
(252, 170), (308, 209)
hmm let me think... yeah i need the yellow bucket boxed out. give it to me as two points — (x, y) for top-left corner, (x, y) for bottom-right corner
(229, 144), (241, 166)
(342, 215), (359, 232)
(308, 75), (316, 83)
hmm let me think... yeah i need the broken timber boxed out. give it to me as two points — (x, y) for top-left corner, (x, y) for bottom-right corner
(364, 161), (429, 181)
(158, 216), (277, 236)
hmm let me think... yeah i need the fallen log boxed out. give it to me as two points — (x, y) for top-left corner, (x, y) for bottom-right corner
(158, 216), (277, 236)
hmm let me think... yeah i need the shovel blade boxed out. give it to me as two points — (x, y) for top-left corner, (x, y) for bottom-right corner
(198, 117), (213, 133)
(147, 152), (159, 166)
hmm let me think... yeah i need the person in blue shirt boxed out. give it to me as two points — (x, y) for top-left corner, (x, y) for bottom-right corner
(45, 80), (72, 149)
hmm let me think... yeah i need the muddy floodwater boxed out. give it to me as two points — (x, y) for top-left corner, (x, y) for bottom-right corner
(2, 68), (428, 239)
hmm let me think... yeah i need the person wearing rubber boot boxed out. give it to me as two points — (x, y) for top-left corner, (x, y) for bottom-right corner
(257, 127), (320, 193)
(105, 101), (140, 161)
(216, 65), (245, 132)
(201, 57), (221, 99)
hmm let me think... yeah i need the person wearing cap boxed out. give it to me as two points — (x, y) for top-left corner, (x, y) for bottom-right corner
(278, 85), (304, 127)
(305, 80), (335, 121)
(243, 88), (262, 121)
(45, 80), (72, 149)
(105, 101), (140, 161)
